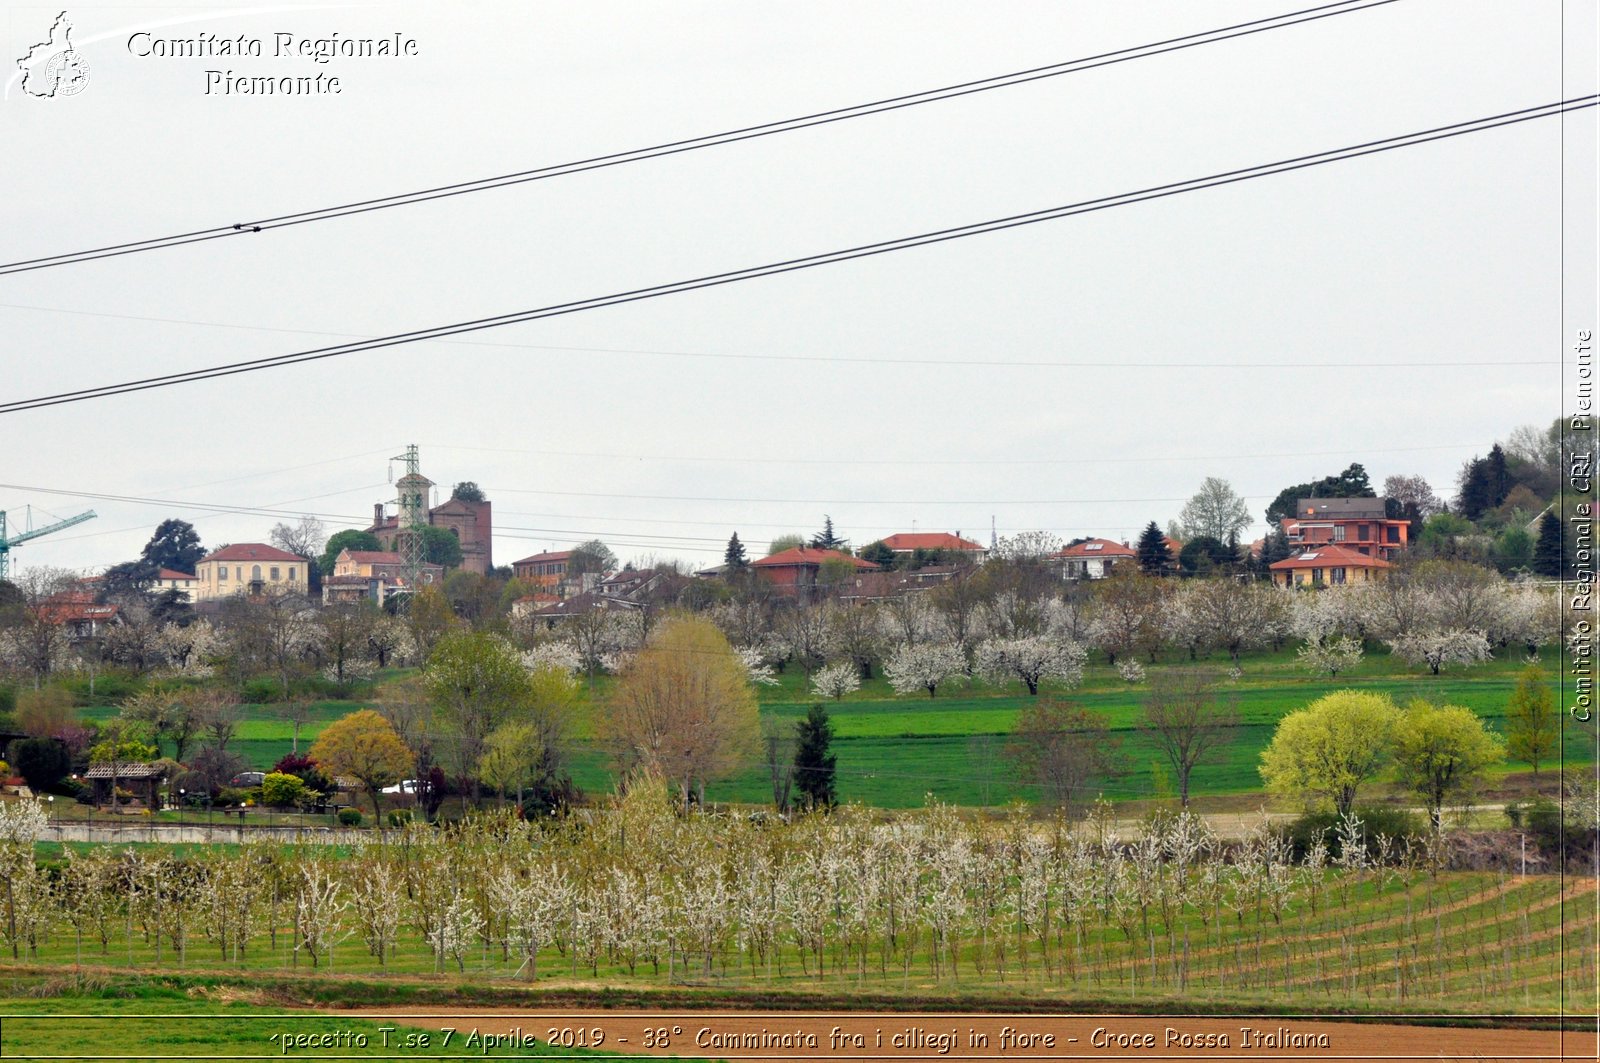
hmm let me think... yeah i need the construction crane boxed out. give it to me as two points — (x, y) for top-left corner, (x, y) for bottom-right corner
(0, 507), (96, 581)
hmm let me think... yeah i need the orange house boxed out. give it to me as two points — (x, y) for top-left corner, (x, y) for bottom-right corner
(1270, 545), (1391, 588)
(512, 550), (573, 590)
(1281, 498), (1409, 560)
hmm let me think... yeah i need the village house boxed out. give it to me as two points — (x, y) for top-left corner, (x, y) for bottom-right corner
(1269, 544), (1392, 588)
(38, 582), (121, 640)
(512, 550), (573, 590)
(191, 544), (309, 601)
(321, 548), (443, 606)
(149, 568), (198, 600)
(876, 532), (989, 562)
(1050, 537), (1138, 580)
(751, 546), (878, 599)
(1280, 497), (1409, 559)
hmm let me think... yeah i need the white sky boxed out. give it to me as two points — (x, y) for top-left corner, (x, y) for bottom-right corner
(2, 0), (1595, 573)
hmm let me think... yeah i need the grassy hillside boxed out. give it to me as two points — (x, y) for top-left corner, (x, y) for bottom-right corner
(77, 646), (1592, 809)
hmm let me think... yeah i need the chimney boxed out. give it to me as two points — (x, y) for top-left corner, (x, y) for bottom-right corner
(374, 503), (384, 527)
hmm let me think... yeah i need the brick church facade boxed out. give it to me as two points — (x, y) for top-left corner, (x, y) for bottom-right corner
(368, 489), (493, 575)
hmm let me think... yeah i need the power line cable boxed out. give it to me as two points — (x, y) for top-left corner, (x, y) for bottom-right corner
(429, 440), (1495, 469)
(3, 96), (1589, 416)
(0, 300), (1553, 371)
(0, 0), (1401, 277)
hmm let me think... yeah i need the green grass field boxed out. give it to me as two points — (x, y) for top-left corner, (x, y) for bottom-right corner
(76, 646), (1594, 809)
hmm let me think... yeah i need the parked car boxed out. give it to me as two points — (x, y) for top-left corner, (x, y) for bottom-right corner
(229, 771), (266, 787)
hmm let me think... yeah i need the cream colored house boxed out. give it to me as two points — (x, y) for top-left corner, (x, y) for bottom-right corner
(192, 543), (309, 601)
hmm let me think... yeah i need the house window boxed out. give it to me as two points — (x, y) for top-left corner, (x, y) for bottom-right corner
(1333, 526), (1346, 542)
(252, 565), (262, 580)
(1358, 524), (1371, 540)
(1311, 568), (1323, 583)
(1386, 526), (1400, 543)
(270, 567), (280, 581)
(1331, 568), (1346, 585)
(288, 567), (297, 581)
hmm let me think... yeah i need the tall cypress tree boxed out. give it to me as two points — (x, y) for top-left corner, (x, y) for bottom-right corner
(1136, 521), (1173, 576)
(792, 703), (837, 810)
(724, 532), (749, 569)
(1532, 510), (1564, 578)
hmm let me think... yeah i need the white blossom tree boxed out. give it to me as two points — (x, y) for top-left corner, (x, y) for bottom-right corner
(883, 642), (966, 698)
(810, 661), (861, 700)
(975, 635), (1086, 695)
(1389, 629), (1492, 675)
(1297, 633), (1364, 677)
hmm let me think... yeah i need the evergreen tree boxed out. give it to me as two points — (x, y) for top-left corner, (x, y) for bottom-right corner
(723, 533), (749, 569)
(809, 515), (846, 551)
(1456, 456), (1496, 520)
(1486, 444), (1511, 509)
(1533, 510), (1564, 578)
(792, 703), (837, 809)
(1136, 521), (1173, 576)
(1264, 463), (1376, 524)
(140, 518), (205, 573)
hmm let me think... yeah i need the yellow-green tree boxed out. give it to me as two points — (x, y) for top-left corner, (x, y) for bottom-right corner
(1391, 699), (1504, 829)
(1505, 666), (1558, 777)
(476, 663), (579, 811)
(602, 615), (759, 810)
(1259, 690), (1401, 815)
(424, 630), (530, 803)
(308, 709), (412, 822)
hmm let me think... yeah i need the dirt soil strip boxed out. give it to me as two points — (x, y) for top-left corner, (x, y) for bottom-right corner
(346, 1008), (1587, 1061)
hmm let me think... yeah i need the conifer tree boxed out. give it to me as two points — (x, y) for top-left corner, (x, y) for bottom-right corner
(1533, 510), (1564, 578)
(1136, 521), (1173, 576)
(809, 515), (845, 551)
(724, 533), (749, 569)
(792, 703), (837, 809)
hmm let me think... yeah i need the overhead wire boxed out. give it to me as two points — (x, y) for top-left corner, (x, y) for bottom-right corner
(3, 95), (1590, 416)
(0, 300), (1554, 371)
(0, 0), (1402, 277)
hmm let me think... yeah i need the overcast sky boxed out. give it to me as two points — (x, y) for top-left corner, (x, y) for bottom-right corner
(2, 0), (1595, 574)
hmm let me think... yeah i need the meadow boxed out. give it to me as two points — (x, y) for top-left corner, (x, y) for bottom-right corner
(76, 645), (1593, 810)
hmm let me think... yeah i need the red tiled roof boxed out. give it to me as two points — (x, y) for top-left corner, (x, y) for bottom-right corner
(752, 546), (878, 570)
(1052, 538), (1137, 560)
(340, 550), (403, 565)
(156, 568), (197, 581)
(201, 543), (307, 563)
(1269, 545), (1392, 570)
(514, 550), (572, 565)
(878, 532), (987, 553)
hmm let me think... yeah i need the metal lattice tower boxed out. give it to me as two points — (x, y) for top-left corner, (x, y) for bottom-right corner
(0, 506), (96, 581)
(391, 444), (433, 600)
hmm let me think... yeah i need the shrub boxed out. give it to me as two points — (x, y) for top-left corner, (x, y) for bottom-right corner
(386, 809), (412, 828)
(215, 787), (254, 807)
(260, 772), (308, 809)
(57, 672), (144, 704)
(240, 677), (281, 704)
(1276, 806), (1425, 862)
(273, 752), (333, 795)
(337, 807), (362, 827)
(10, 736), (71, 792)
